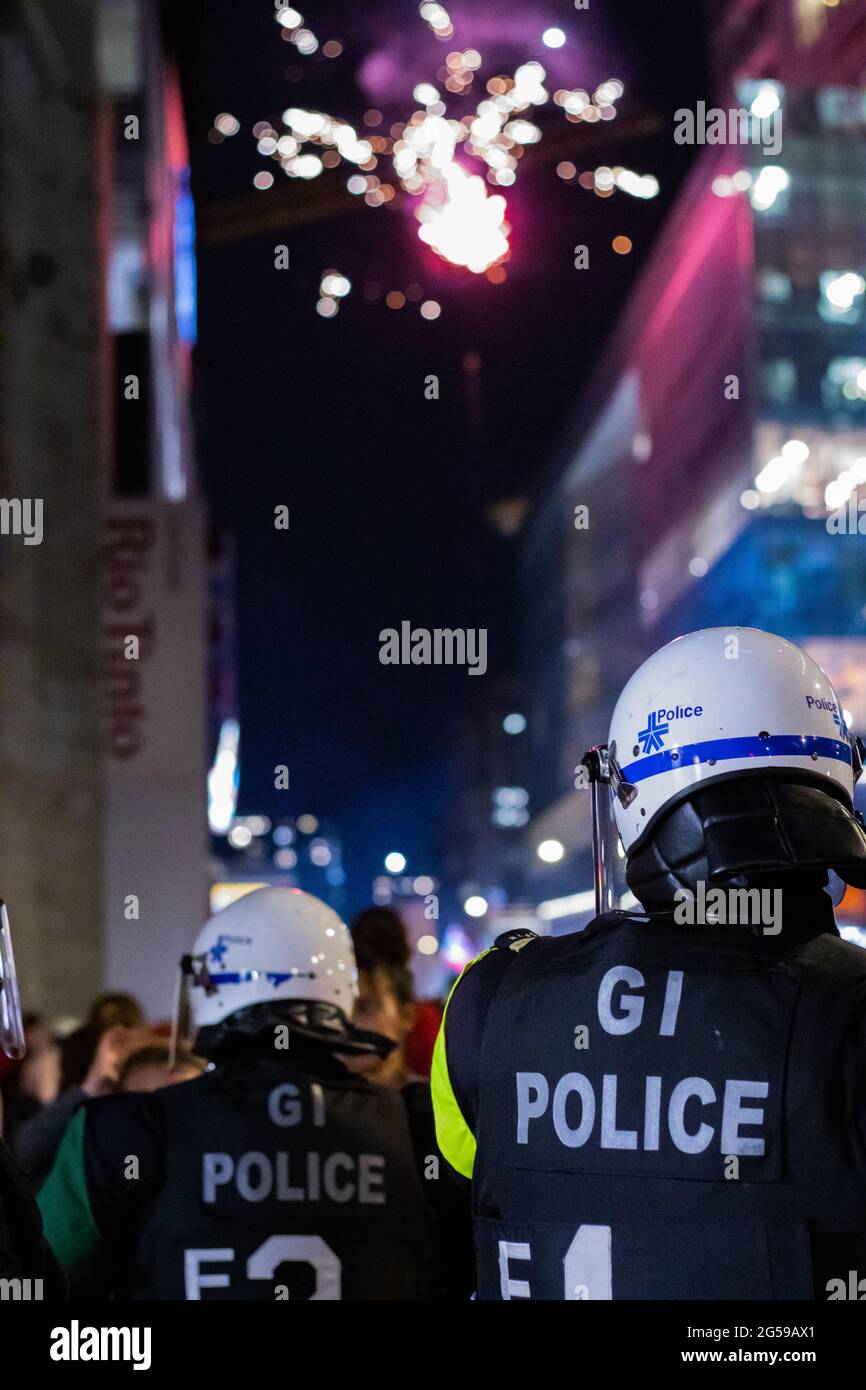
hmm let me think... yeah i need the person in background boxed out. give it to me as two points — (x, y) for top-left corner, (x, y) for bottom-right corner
(0, 1014), (61, 1142)
(117, 1042), (206, 1093)
(350, 907), (443, 1078)
(59, 991), (145, 1091)
(345, 947), (419, 1090)
(348, 905), (475, 1297)
(13, 1023), (169, 1189)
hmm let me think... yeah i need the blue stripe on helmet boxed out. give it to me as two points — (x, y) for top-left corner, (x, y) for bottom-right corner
(208, 970), (313, 987)
(621, 733), (852, 786)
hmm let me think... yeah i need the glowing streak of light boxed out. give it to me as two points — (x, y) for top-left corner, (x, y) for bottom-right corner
(208, 719), (240, 834)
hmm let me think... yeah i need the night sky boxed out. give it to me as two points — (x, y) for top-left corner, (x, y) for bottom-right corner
(168, 0), (709, 908)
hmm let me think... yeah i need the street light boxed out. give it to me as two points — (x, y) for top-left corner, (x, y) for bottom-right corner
(502, 712), (526, 734)
(537, 838), (565, 864)
(384, 851), (406, 874)
(464, 895), (488, 918)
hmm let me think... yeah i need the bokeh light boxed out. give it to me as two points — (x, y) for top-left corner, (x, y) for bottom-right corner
(537, 838), (565, 863)
(503, 712), (526, 734)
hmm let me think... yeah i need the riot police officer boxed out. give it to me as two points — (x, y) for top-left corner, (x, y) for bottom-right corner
(0, 902), (65, 1295)
(432, 627), (866, 1299)
(40, 887), (443, 1299)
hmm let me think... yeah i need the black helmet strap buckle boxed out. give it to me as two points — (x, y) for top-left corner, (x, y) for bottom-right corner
(180, 952), (218, 997)
(583, 742), (638, 808)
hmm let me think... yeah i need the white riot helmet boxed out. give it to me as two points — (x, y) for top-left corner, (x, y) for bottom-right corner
(584, 628), (866, 913)
(172, 887), (359, 1057)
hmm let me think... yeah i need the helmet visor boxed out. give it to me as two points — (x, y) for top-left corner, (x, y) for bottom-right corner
(170, 951), (223, 1065)
(584, 745), (634, 916)
(0, 903), (26, 1060)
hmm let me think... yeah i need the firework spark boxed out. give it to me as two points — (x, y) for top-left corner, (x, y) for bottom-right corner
(417, 163), (509, 273)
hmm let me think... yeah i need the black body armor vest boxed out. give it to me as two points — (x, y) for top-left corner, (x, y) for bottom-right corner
(470, 915), (866, 1300)
(115, 1056), (435, 1300)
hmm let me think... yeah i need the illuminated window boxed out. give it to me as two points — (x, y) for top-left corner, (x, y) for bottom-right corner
(822, 358), (866, 410)
(819, 270), (865, 324)
(817, 87), (866, 131)
(762, 359), (798, 406)
(758, 270), (792, 303)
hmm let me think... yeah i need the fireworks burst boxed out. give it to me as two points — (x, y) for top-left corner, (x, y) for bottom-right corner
(212, 5), (658, 314)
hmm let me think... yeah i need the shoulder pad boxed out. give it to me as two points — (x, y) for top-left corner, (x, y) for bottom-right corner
(493, 928), (540, 952)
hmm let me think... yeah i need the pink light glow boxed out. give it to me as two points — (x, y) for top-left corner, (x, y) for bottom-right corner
(440, 924), (476, 973)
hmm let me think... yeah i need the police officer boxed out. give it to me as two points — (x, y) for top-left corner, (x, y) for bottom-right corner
(432, 627), (866, 1299)
(0, 901), (65, 1294)
(39, 887), (444, 1299)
